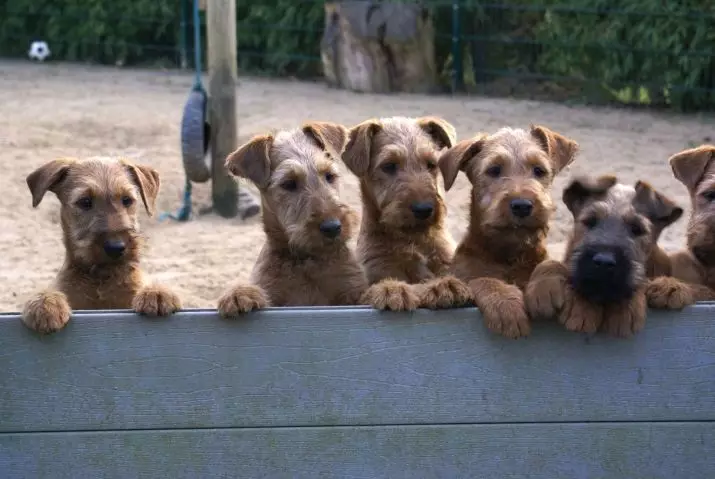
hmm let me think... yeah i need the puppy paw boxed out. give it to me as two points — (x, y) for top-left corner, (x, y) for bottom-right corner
(22, 291), (72, 334)
(559, 289), (603, 334)
(418, 276), (472, 309)
(525, 274), (568, 321)
(603, 292), (647, 338)
(472, 281), (531, 339)
(361, 279), (420, 312)
(646, 277), (695, 310)
(132, 285), (182, 317)
(217, 284), (269, 318)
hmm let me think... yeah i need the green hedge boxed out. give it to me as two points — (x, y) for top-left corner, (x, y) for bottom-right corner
(1, 0), (713, 110)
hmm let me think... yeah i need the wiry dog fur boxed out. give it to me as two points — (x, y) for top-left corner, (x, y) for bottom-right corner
(340, 116), (471, 311)
(525, 175), (683, 337)
(439, 125), (578, 338)
(647, 145), (715, 308)
(22, 157), (182, 334)
(217, 122), (368, 316)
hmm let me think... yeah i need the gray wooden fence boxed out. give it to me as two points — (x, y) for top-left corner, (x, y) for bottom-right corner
(1, 305), (714, 478)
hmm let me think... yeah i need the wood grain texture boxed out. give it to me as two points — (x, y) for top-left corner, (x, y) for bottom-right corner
(1, 422), (713, 479)
(1, 306), (715, 433)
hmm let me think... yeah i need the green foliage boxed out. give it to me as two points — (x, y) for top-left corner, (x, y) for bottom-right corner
(1, 1), (179, 65)
(1, 0), (713, 110)
(532, 0), (715, 110)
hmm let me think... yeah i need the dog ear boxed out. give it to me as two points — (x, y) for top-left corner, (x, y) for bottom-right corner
(562, 174), (617, 216)
(633, 180), (684, 233)
(26, 158), (77, 207)
(342, 119), (382, 177)
(438, 135), (486, 191)
(123, 161), (161, 216)
(225, 134), (273, 189)
(303, 121), (349, 157)
(530, 124), (579, 173)
(669, 145), (715, 191)
(416, 116), (457, 150)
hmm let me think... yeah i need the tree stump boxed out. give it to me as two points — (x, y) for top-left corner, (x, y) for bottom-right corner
(321, 1), (436, 94)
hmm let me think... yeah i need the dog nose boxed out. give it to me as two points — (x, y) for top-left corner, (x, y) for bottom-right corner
(103, 240), (126, 258)
(510, 198), (533, 218)
(591, 251), (617, 268)
(319, 219), (342, 238)
(410, 201), (434, 220)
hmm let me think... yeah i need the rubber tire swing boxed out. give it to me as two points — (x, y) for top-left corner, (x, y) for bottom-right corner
(181, 0), (211, 184)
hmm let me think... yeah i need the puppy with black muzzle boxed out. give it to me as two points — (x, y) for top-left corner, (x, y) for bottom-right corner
(525, 175), (683, 337)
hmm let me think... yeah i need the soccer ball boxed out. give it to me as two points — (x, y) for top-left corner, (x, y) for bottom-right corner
(28, 41), (51, 62)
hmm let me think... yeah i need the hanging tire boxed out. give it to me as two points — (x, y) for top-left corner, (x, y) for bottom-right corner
(181, 88), (211, 183)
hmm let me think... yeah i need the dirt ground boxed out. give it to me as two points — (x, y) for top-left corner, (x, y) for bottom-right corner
(1, 61), (713, 312)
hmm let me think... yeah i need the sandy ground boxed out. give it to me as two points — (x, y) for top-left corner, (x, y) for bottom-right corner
(1, 61), (713, 312)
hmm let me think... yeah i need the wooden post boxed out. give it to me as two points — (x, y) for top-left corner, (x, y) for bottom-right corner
(207, 0), (239, 218)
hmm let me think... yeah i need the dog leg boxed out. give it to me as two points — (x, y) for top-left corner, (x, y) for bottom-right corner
(416, 275), (472, 309)
(646, 276), (697, 310)
(602, 289), (647, 338)
(22, 290), (72, 334)
(217, 283), (269, 318)
(470, 277), (531, 339)
(133, 284), (182, 317)
(361, 279), (420, 312)
(559, 288), (604, 334)
(524, 259), (569, 321)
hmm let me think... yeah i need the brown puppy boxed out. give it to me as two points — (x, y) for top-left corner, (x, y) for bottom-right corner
(647, 145), (715, 307)
(341, 116), (471, 312)
(217, 122), (368, 316)
(22, 157), (182, 334)
(439, 125), (578, 338)
(525, 176), (683, 337)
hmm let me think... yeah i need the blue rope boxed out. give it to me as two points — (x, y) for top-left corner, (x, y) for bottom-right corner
(159, 0), (204, 223)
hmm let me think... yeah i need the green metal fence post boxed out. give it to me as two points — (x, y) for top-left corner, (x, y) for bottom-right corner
(451, 0), (464, 92)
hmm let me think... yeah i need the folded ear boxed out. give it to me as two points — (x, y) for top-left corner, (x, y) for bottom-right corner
(633, 180), (683, 234)
(438, 135), (486, 191)
(26, 158), (77, 207)
(669, 145), (715, 191)
(530, 124), (579, 174)
(416, 116), (457, 150)
(225, 134), (273, 189)
(302, 121), (349, 156)
(342, 119), (382, 177)
(123, 161), (161, 216)
(562, 174), (617, 216)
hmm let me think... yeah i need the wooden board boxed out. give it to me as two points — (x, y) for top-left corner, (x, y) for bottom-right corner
(1, 422), (712, 478)
(2, 306), (715, 433)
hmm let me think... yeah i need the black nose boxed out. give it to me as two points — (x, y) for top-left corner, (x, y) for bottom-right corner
(410, 201), (434, 220)
(591, 251), (617, 268)
(319, 219), (342, 238)
(510, 198), (533, 218)
(103, 240), (126, 258)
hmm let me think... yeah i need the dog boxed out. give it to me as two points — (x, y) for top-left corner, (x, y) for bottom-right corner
(217, 121), (368, 316)
(22, 157), (182, 334)
(438, 125), (578, 338)
(340, 116), (472, 311)
(646, 145), (715, 308)
(525, 175), (683, 337)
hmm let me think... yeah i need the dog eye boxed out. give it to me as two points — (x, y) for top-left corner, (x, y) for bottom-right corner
(76, 197), (93, 210)
(325, 172), (336, 184)
(630, 222), (645, 237)
(121, 196), (134, 207)
(703, 191), (715, 202)
(280, 179), (298, 191)
(582, 216), (598, 229)
(533, 166), (547, 178)
(426, 161), (438, 171)
(381, 162), (398, 175)
(485, 165), (501, 178)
